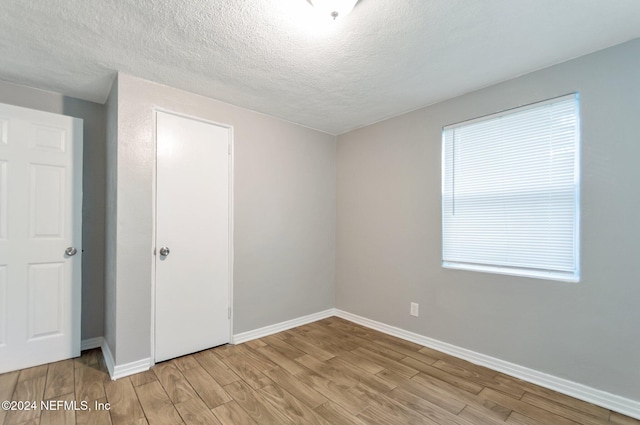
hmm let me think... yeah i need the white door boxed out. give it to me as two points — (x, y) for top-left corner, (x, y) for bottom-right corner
(155, 111), (231, 363)
(0, 103), (82, 374)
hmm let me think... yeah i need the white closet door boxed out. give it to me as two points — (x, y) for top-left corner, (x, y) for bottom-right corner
(0, 102), (83, 373)
(155, 111), (230, 363)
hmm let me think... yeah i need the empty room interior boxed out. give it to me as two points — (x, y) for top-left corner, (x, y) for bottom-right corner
(1, 0), (639, 424)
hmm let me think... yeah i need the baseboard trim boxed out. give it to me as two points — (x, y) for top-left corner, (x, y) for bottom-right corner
(110, 357), (152, 381)
(232, 308), (336, 344)
(100, 340), (151, 381)
(100, 340), (116, 378)
(81, 337), (104, 351)
(334, 309), (640, 420)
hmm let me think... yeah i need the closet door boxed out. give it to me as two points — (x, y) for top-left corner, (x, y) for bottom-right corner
(155, 111), (231, 363)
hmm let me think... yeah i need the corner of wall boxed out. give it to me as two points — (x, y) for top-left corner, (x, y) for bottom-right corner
(103, 75), (119, 357)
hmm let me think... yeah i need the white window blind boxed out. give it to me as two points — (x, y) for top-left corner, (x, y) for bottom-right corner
(442, 94), (580, 282)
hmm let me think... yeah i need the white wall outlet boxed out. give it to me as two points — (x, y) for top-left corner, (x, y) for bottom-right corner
(410, 302), (419, 317)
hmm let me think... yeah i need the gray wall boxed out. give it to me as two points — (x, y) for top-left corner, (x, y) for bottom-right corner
(109, 73), (336, 365)
(0, 80), (106, 341)
(336, 39), (640, 401)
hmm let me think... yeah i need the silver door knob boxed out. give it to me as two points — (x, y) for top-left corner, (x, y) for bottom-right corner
(65, 247), (77, 256)
(159, 247), (170, 256)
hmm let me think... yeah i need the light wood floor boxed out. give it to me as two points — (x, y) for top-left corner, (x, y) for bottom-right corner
(1, 317), (638, 425)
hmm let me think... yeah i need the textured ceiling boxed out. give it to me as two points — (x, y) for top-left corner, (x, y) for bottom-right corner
(1, 0), (640, 135)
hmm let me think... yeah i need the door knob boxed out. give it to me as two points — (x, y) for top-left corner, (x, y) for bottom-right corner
(65, 247), (77, 256)
(159, 247), (170, 256)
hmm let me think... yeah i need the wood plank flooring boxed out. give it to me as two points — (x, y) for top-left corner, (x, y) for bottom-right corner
(1, 317), (638, 425)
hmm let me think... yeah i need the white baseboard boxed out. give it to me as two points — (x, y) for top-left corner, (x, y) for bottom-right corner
(81, 337), (104, 351)
(334, 309), (640, 420)
(232, 308), (336, 344)
(110, 357), (152, 381)
(100, 339), (151, 381)
(100, 339), (115, 378)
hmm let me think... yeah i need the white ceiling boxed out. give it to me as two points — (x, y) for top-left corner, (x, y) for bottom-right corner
(1, 0), (640, 135)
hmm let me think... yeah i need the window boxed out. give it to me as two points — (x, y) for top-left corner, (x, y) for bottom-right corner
(442, 94), (580, 282)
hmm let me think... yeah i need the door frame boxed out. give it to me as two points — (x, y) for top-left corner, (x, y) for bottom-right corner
(150, 108), (234, 365)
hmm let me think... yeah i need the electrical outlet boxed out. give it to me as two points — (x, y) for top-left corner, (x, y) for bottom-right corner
(410, 302), (419, 317)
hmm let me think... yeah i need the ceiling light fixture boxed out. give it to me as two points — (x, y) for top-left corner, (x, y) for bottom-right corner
(307, 0), (358, 20)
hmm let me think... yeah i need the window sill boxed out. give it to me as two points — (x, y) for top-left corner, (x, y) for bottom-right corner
(442, 261), (579, 283)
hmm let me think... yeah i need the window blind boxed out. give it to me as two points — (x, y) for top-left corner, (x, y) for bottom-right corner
(442, 94), (580, 281)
